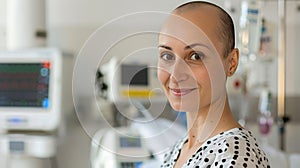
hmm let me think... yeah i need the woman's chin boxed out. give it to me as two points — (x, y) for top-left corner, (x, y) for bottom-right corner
(170, 103), (182, 112)
(170, 102), (199, 113)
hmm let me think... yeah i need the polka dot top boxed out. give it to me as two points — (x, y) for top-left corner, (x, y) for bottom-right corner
(161, 128), (270, 168)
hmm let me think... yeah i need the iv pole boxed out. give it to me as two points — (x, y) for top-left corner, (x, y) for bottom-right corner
(277, 0), (289, 151)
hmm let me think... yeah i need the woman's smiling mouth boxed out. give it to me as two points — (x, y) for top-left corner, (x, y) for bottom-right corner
(168, 87), (198, 97)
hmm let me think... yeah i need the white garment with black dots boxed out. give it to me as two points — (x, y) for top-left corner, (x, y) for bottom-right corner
(161, 128), (270, 168)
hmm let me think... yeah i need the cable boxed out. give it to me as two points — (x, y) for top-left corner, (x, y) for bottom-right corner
(131, 100), (154, 121)
(89, 128), (109, 168)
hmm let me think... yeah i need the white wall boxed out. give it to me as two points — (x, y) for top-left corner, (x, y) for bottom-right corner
(0, 0), (6, 50)
(46, 0), (186, 53)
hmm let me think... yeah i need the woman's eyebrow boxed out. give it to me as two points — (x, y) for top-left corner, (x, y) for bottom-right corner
(158, 45), (172, 51)
(184, 43), (210, 50)
(158, 43), (210, 51)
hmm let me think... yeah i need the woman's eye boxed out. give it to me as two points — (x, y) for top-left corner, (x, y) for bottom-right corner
(190, 52), (205, 61)
(160, 52), (175, 61)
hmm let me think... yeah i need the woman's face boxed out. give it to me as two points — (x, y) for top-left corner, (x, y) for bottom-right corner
(158, 9), (229, 113)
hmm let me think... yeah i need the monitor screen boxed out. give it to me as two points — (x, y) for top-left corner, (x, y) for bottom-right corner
(119, 136), (141, 148)
(121, 64), (148, 86)
(0, 62), (50, 108)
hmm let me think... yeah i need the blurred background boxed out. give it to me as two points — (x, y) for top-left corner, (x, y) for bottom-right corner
(0, 0), (299, 168)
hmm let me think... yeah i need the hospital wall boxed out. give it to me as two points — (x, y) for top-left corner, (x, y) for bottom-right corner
(0, 0), (299, 117)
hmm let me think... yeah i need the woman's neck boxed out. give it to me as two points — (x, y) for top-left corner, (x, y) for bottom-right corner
(185, 96), (241, 149)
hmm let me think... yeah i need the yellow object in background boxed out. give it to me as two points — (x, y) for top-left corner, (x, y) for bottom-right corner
(121, 90), (155, 98)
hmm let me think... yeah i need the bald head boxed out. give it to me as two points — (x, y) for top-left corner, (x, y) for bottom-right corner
(173, 1), (235, 58)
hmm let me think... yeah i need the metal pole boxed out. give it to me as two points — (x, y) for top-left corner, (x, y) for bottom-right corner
(277, 0), (287, 151)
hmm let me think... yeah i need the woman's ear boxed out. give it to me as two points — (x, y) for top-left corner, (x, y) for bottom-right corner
(226, 48), (239, 77)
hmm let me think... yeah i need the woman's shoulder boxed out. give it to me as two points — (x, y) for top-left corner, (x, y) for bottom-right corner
(201, 127), (270, 167)
(161, 128), (270, 167)
(214, 127), (256, 143)
(206, 127), (265, 156)
(207, 127), (256, 143)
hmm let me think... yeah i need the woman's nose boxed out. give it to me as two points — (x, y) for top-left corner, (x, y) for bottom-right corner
(170, 58), (189, 83)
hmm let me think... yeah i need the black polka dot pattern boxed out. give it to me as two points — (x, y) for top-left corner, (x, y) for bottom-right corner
(160, 128), (270, 168)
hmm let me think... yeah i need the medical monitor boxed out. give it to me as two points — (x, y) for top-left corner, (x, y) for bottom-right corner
(103, 57), (165, 102)
(0, 48), (62, 131)
(121, 64), (148, 86)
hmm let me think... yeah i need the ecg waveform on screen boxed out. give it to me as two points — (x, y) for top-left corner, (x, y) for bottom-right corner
(0, 64), (50, 107)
